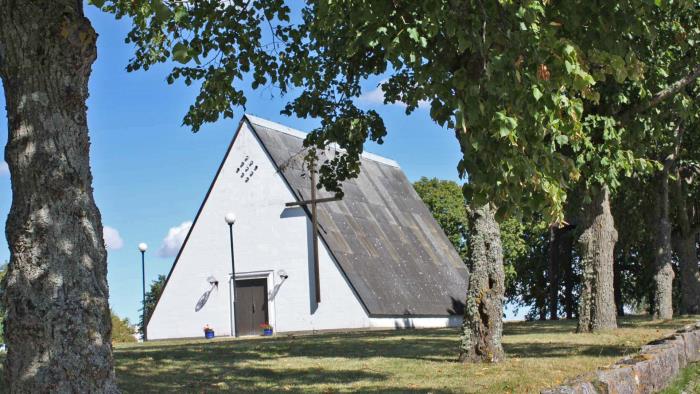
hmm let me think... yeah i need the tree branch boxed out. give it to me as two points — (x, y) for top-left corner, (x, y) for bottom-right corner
(619, 64), (700, 123)
(663, 122), (685, 167)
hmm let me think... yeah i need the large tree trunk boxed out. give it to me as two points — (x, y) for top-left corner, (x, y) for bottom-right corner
(459, 203), (505, 363)
(676, 234), (700, 314)
(576, 186), (618, 332)
(0, 1), (118, 392)
(653, 167), (674, 320)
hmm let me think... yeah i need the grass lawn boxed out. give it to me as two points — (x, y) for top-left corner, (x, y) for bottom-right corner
(0, 316), (698, 392)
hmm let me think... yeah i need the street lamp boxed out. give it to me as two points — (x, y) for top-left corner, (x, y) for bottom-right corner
(138, 242), (148, 342)
(225, 213), (238, 338)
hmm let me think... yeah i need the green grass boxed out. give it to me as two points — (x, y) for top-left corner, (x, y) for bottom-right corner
(660, 362), (700, 394)
(0, 316), (698, 392)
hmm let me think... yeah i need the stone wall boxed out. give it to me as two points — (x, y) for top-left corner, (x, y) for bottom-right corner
(542, 321), (700, 394)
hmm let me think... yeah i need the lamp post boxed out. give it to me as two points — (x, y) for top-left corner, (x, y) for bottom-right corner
(138, 242), (148, 342)
(225, 213), (238, 338)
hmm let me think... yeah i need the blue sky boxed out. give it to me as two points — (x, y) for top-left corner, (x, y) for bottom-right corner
(0, 6), (469, 324)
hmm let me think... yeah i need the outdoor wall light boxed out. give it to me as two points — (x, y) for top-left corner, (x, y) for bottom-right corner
(278, 270), (289, 280)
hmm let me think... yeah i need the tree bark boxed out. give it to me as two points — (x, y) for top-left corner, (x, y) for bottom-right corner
(459, 203), (505, 363)
(576, 186), (618, 332)
(652, 168), (674, 320)
(676, 233), (700, 314)
(0, 1), (118, 392)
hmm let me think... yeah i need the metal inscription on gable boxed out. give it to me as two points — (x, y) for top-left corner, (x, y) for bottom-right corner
(234, 155), (258, 183)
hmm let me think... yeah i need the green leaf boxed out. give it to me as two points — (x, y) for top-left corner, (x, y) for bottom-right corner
(407, 27), (424, 46)
(499, 126), (511, 138)
(174, 7), (188, 23)
(532, 86), (543, 101)
(172, 42), (190, 64)
(151, 0), (172, 22)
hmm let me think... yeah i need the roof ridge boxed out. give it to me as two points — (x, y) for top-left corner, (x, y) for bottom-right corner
(244, 113), (400, 168)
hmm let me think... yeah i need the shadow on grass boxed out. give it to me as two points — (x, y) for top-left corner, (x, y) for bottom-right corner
(117, 364), (389, 393)
(118, 328), (460, 363)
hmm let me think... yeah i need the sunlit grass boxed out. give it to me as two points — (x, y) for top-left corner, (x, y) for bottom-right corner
(0, 315), (698, 392)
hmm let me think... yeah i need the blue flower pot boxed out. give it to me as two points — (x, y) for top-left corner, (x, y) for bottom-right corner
(263, 329), (273, 336)
(205, 331), (215, 339)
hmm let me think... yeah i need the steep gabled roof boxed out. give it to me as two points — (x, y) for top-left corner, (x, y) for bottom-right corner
(245, 115), (468, 316)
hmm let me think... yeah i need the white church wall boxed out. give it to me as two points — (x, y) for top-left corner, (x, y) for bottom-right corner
(368, 315), (462, 329)
(147, 121), (371, 340)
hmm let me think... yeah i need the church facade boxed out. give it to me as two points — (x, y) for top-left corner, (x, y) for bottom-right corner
(147, 115), (468, 340)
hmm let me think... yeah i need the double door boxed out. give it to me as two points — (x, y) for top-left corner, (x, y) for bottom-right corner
(235, 279), (268, 336)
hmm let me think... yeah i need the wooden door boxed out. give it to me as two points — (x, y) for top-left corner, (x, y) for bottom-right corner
(235, 279), (268, 336)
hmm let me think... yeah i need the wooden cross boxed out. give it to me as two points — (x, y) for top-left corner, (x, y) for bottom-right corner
(285, 157), (340, 303)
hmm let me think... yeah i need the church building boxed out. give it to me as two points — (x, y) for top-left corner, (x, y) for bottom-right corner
(147, 115), (468, 340)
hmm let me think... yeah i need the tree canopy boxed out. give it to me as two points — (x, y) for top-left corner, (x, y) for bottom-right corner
(413, 177), (469, 260)
(111, 311), (136, 343)
(96, 0), (700, 222)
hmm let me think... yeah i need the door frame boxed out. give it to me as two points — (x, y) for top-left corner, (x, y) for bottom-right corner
(233, 270), (275, 335)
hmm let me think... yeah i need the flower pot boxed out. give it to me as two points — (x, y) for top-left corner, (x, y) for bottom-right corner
(262, 328), (273, 336)
(205, 330), (215, 339)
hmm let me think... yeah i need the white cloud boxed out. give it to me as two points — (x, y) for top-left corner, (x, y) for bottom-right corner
(157, 221), (192, 257)
(359, 85), (388, 105)
(103, 226), (124, 251)
(358, 84), (429, 110)
(0, 162), (9, 177)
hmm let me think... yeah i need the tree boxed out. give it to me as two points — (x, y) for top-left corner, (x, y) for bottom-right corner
(459, 204), (505, 363)
(575, 186), (618, 331)
(411, 180), (508, 362)
(652, 144), (676, 320)
(0, 1), (118, 391)
(413, 178), (469, 260)
(414, 178), (533, 362)
(140, 275), (166, 337)
(670, 113), (700, 315)
(111, 311), (137, 344)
